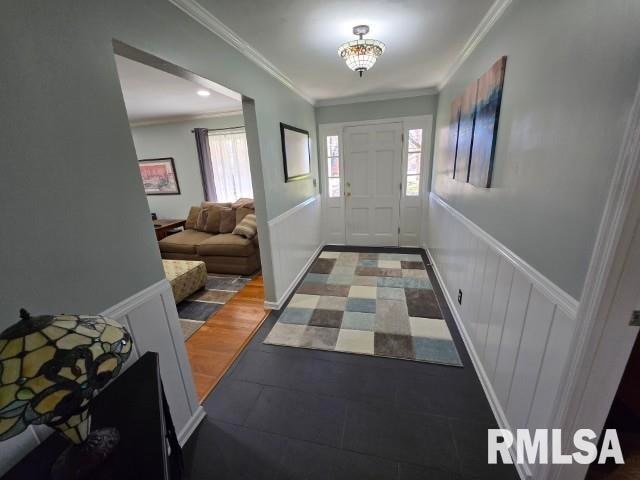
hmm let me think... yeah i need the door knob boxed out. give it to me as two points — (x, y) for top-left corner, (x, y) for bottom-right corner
(346, 192), (351, 197)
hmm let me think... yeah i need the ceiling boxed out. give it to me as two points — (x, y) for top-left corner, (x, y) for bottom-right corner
(114, 55), (242, 124)
(196, 0), (496, 102)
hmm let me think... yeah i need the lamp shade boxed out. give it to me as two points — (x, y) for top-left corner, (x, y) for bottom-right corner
(0, 310), (132, 445)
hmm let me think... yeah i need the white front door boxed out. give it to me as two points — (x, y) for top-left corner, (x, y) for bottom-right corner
(344, 122), (402, 246)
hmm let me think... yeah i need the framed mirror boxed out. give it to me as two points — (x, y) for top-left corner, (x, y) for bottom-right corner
(280, 123), (311, 182)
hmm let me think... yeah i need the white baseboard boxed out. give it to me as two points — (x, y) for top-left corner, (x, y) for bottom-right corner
(178, 405), (206, 446)
(425, 246), (531, 480)
(264, 242), (324, 310)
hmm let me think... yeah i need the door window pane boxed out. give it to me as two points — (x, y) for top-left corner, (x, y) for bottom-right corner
(408, 152), (421, 175)
(406, 175), (420, 196)
(408, 129), (423, 152)
(328, 156), (340, 177)
(327, 136), (339, 157)
(326, 135), (340, 198)
(329, 178), (341, 198)
(406, 128), (423, 197)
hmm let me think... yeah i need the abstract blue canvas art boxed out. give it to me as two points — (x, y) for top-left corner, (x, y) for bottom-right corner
(448, 96), (462, 178)
(454, 81), (478, 182)
(469, 56), (507, 188)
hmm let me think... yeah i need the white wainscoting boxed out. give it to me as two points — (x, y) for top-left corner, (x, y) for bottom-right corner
(265, 195), (323, 309)
(0, 279), (203, 476)
(425, 193), (579, 479)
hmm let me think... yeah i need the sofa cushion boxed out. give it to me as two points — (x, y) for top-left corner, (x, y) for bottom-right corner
(203, 206), (221, 233)
(235, 206), (254, 224)
(158, 229), (212, 254)
(232, 198), (254, 209)
(196, 233), (256, 257)
(185, 206), (201, 230)
(195, 208), (209, 231)
(201, 201), (232, 209)
(219, 207), (236, 233)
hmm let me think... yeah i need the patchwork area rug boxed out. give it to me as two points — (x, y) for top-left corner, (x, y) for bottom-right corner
(264, 250), (462, 366)
(178, 274), (251, 340)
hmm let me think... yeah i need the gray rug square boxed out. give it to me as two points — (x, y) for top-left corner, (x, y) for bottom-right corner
(264, 250), (462, 366)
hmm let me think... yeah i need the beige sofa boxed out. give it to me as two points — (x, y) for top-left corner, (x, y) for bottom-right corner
(158, 202), (260, 275)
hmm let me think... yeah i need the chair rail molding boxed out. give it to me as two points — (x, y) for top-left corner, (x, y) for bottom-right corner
(167, 0), (313, 105)
(266, 194), (323, 309)
(429, 193), (578, 317)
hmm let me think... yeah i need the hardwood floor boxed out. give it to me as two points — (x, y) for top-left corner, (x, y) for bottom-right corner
(186, 275), (270, 401)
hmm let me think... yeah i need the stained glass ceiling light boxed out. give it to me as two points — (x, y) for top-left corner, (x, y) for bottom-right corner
(338, 25), (386, 77)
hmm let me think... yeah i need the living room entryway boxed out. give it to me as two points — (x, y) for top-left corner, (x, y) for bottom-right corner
(112, 45), (270, 401)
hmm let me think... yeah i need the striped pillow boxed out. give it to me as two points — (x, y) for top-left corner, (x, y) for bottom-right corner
(232, 213), (257, 239)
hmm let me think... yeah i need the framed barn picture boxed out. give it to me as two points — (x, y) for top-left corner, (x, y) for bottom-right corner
(280, 123), (311, 182)
(138, 157), (181, 195)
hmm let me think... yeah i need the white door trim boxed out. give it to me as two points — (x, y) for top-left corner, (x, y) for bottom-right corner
(319, 115), (433, 246)
(550, 77), (640, 480)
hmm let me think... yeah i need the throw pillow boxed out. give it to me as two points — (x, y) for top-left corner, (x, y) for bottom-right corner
(201, 201), (232, 209)
(235, 206), (254, 224)
(232, 198), (254, 210)
(185, 206), (201, 230)
(195, 208), (209, 231)
(203, 206), (222, 233)
(232, 213), (257, 239)
(219, 207), (236, 233)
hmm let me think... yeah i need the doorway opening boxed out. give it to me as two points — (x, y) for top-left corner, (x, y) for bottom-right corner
(112, 42), (270, 401)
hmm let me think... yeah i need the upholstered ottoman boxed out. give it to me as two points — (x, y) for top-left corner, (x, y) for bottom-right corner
(162, 259), (207, 303)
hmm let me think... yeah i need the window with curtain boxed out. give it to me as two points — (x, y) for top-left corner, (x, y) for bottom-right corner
(207, 129), (254, 202)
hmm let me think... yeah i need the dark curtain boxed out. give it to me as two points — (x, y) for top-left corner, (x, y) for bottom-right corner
(194, 128), (217, 201)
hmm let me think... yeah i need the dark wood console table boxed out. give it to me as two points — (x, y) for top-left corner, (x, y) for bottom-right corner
(2, 352), (182, 480)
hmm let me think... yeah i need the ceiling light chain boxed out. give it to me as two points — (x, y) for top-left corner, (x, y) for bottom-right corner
(338, 25), (386, 77)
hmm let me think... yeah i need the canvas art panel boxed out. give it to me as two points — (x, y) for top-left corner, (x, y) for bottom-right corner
(469, 56), (507, 188)
(449, 96), (462, 178)
(139, 158), (180, 195)
(454, 81), (478, 182)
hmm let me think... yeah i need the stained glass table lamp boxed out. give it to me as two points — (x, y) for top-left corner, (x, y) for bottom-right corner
(0, 309), (133, 479)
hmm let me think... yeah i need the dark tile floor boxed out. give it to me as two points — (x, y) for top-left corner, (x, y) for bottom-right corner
(183, 247), (519, 480)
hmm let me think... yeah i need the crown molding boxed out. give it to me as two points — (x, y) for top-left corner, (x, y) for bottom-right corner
(315, 87), (439, 107)
(130, 109), (243, 128)
(438, 0), (513, 90)
(168, 0), (315, 105)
